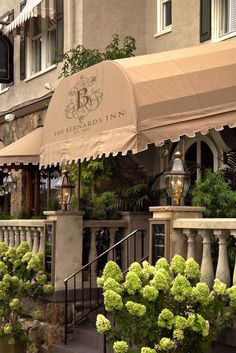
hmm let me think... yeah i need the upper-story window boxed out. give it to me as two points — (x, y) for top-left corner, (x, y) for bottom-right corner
(201, 0), (236, 42)
(0, 10), (14, 93)
(218, 0), (236, 37)
(156, 0), (172, 37)
(21, 0), (63, 79)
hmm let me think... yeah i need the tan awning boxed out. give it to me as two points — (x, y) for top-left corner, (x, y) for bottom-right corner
(5, 0), (54, 34)
(0, 127), (42, 166)
(40, 39), (236, 167)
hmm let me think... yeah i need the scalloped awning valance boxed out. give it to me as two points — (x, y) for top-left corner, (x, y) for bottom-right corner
(0, 127), (42, 166)
(4, 0), (54, 34)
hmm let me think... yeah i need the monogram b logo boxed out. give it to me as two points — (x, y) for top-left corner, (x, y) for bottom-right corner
(77, 88), (89, 109)
(65, 75), (103, 121)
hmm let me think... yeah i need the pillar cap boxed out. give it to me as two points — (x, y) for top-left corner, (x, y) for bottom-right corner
(149, 206), (205, 212)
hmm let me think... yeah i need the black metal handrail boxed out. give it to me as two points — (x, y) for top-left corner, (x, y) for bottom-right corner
(64, 228), (148, 345)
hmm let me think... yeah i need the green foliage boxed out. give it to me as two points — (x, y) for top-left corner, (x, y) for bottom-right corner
(59, 34), (136, 77)
(0, 242), (53, 349)
(96, 257), (236, 353)
(0, 213), (12, 220)
(191, 170), (236, 217)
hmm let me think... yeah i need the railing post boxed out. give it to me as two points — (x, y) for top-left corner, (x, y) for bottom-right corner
(215, 230), (231, 287)
(3, 227), (9, 246)
(0, 227), (4, 242)
(26, 227), (33, 250)
(198, 229), (214, 288)
(183, 228), (196, 260)
(38, 226), (45, 254)
(230, 230), (236, 286)
(108, 228), (118, 261)
(14, 226), (20, 248)
(31, 227), (39, 255)
(19, 226), (26, 243)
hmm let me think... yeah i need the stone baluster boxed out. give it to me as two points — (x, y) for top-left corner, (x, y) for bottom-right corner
(13, 227), (20, 248)
(231, 230), (236, 285)
(108, 228), (118, 261)
(215, 230), (231, 287)
(0, 227), (4, 242)
(25, 227), (33, 250)
(88, 228), (98, 283)
(183, 229), (196, 260)
(32, 227), (39, 255)
(19, 227), (26, 243)
(198, 229), (214, 288)
(3, 227), (9, 246)
(8, 227), (15, 248)
(38, 227), (45, 254)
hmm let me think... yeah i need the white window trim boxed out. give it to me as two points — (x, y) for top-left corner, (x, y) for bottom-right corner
(24, 63), (56, 82)
(0, 87), (10, 95)
(155, 0), (172, 37)
(212, 0), (236, 42)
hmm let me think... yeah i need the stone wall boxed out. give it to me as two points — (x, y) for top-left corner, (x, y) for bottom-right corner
(0, 109), (46, 217)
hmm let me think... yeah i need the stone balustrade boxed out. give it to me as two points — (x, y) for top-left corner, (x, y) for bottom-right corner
(0, 220), (45, 255)
(173, 218), (236, 287)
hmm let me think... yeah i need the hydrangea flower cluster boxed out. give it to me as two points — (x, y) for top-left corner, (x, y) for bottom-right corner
(96, 314), (111, 333)
(113, 341), (128, 353)
(125, 301), (146, 317)
(96, 257), (236, 353)
(0, 241), (53, 349)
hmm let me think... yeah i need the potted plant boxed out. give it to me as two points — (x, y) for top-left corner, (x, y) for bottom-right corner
(96, 257), (236, 353)
(0, 242), (53, 353)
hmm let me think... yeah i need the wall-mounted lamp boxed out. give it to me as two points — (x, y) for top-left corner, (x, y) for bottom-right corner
(4, 114), (15, 123)
(164, 151), (190, 206)
(4, 172), (17, 194)
(44, 82), (55, 92)
(55, 170), (75, 211)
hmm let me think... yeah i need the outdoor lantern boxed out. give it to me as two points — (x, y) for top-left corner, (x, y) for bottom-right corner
(4, 172), (17, 194)
(164, 151), (190, 205)
(55, 170), (75, 211)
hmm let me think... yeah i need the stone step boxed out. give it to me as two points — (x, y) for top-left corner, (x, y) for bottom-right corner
(52, 325), (103, 353)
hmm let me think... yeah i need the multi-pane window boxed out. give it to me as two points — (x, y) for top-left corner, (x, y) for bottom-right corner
(219, 0), (236, 36)
(0, 10), (14, 92)
(22, 0), (63, 79)
(156, 0), (172, 36)
(208, 0), (236, 41)
(47, 18), (56, 65)
(162, 0), (172, 28)
(31, 17), (42, 73)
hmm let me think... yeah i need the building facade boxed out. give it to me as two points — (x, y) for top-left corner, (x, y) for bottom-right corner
(0, 0), (235, 216)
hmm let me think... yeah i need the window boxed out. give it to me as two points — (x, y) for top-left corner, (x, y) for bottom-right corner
(31, 17), (42, 73)
(183, 137), (218, 183)
(24, 0), (63, 78)
(156, 0), (172, 36)
(211, 0), (236, 41)
(0, 10), (14, 92)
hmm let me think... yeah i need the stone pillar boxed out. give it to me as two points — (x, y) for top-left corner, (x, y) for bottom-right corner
(149, 206), (204, 263)
(44, 211), (84, 295)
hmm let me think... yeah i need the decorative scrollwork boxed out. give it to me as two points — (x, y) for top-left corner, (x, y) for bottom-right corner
(65, 75), (103, 121)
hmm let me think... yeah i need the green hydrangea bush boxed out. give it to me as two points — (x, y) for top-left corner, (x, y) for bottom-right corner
(0, 242), (53, 351)
(96, 256), (236, 353)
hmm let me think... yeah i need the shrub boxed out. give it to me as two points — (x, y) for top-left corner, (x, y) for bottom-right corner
(191, 170), (236, 217)
(0, 242), (53, 350)
(96, 257), (236, 353)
